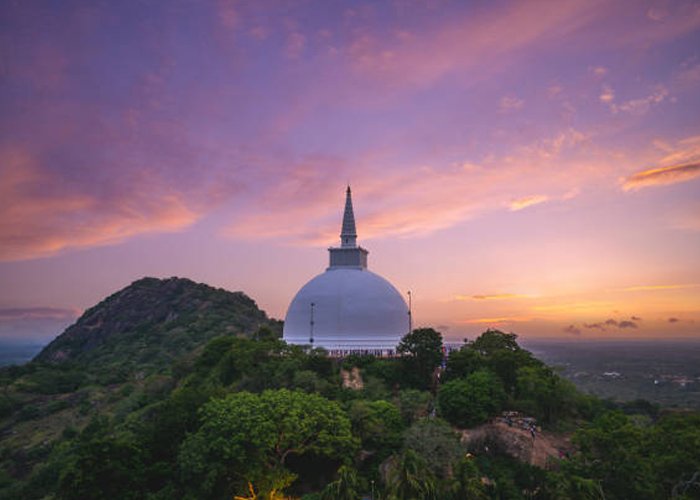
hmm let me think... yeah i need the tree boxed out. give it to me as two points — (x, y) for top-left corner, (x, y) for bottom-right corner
(291, 370), (331, 394)
(485, 349), (537, 395)
(647, 412), (700, 498)
(254, 325), (279, 341)
(364, 358), (403, 389)
(470, 329), (520, 355)
(396, 389), (432, 425)
(210, 337), (289, 388)
(437, 370), (506, 427)
(403, 418), (462, 479)
(466, 330), (539, 395)
(447, 458), (488, 500)
(516, 364), (579, 424)
(57, 417), (145, 500)
(569, 411), (660, 499)
(348, 399), (404, 454)
(397, 328), (444, 390)
(320, 466), (363, 500)
(544, 472), (605, 500)
(384, 449), (439, 500)
(179, 389), (357, 498)
(443, 348), (485, 382)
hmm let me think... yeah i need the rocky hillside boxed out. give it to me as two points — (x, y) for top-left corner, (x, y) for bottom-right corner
(462, 421), (574, 468)
(33, 277), (280, 379)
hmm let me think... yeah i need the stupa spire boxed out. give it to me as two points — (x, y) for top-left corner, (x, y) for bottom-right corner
(340, 185), (357, 248)
(329, 185), (367, 269)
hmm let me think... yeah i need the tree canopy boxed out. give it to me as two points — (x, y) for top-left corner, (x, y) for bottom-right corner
(396, 328), (444, 390)
(437, 369), (506, 427)
(179, 389), (357, 498)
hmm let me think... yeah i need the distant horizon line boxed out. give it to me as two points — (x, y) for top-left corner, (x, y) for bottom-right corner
(3, 335), (700, 348)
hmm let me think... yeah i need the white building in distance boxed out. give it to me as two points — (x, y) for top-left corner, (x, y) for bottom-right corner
(283, 187), (409, 354)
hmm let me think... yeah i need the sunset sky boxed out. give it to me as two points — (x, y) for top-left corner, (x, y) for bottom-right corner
(1, 0), (699, 343)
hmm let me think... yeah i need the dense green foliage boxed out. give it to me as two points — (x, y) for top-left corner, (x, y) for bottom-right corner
(403, 418), (462, 479)
(57, 417), (146, 500)
(438, 370), (507, 427)
(396, 328), (443, 390)
(560, 411), (700, 499)
(1, 284), (699, 499)
(179, 389), (356, 497)
(319, 465), (363, 500)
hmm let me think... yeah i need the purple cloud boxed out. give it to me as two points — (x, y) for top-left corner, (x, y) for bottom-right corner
(563, 324), (581, 335)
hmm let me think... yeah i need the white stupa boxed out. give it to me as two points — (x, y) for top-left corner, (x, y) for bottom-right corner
(283, 187), (409, 353)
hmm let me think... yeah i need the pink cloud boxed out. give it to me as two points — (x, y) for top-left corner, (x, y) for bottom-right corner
(224, 126), (607, 245)
(509, 195), (549, 211)
(521, 127), (589, 160)
(338, 1), (700, 95)
(622, 136), (700, 191)
(286, 32), (307, 59)
(610, 86), (670, 115)
(499, 96), (525, 113)
(622, 162), (700, 191)
(0, 15), (245, 263)
(344, 1), (604, 89)
(217, 0), (239, 30)
(3, 0), (698, 267)
(0, 146), (205, 262)
(599, 85), (615, 104)
(656, 135), (700, 165)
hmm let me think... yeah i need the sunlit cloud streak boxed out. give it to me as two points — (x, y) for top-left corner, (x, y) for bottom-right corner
(622, 162), (700, 191)
(615, 284), (700, 292)
(463, 316), (532, 325)
(509, 195), (549, 211)
(623, 135), (700, 191)
(457, 294), (533, 301)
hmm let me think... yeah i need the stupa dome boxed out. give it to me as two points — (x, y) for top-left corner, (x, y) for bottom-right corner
(283, 187), (409, 352)
(283, 268), (407, 350)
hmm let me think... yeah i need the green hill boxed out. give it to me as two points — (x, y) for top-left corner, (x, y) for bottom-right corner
(0, 277), (282, 497)
(32, 276), (280, 383)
